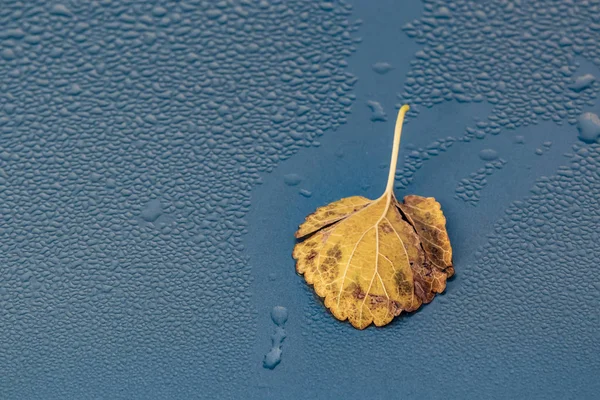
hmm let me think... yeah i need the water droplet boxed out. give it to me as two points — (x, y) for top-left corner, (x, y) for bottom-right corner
(140, 199), (162, 222)
(372, 62), (393, 75)
(434, 6), (451, 18)
(263, 347), (283, 370)
(283, 173), (302, 186)
(367, 100), (387, 122)
(299, 189), (312, 198)
(50, 4), (73, 17)
(289, 131), (305, 140)
(479, 149), (498, 161)
(577, 112), (600, 143)
(569, 74), (596, 92)
(263, 307), (288, 370)
(319, 2), (334, 11)
(270, 306), (288, 326)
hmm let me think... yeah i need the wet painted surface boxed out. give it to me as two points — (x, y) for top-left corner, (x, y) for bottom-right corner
(0, 1), (599, 399)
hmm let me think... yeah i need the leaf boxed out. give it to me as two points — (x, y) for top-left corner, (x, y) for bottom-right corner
(292, 105), (453, 329)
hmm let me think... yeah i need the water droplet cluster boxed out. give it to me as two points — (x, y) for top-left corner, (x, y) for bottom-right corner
(394, 136), (456, 189)
(394, 0), (600, 202)
(263, 306), (288, 370)
(0, 0), (358, 396)
(454, 143), (600, 383)
(455, 157), (507, 206)
(401, 0), (599, 130)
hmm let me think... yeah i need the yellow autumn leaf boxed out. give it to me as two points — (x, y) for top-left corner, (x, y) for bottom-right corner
(293, 105), (453, 329)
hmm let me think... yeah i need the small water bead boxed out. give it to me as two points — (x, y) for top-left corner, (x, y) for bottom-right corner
(479, 149), (499, 161)
(569, 74), (596, 92)
(263, 347), (283, 370)
(271, 306), (288, 326)
(372, 62), (393, 75)
(367, 100), (387, 122)
(577, 112), (600, 143)
(299, 189), (312, 198)
(284, 173), (303, 186)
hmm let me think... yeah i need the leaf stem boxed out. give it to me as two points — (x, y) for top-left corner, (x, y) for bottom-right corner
(384, 104), (410, 196)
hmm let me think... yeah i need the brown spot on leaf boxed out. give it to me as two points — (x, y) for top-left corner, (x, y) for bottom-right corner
(326, 244), (342, 260)
(394, 271), (412, 296)
(397, 282), (412, 297)
(306, 250), (317, 264)
(320, 244), (342, 278)
(389, 300), (402, 316)
(368, 293), (388, 306)
(394, 270), (405, 282)
(413, 280), (430, 303)
(350, 283), (365, 300)
(380, 222), (393, 234)
(321, 259), (333, 273)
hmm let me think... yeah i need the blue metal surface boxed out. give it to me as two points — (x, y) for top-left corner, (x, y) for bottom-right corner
(0, 1), (598, 399)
